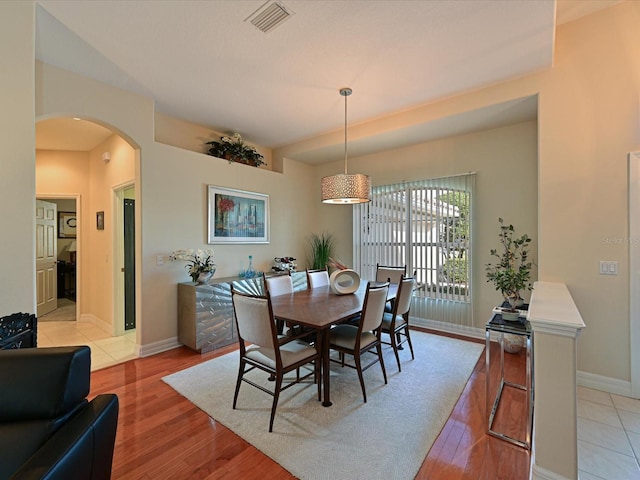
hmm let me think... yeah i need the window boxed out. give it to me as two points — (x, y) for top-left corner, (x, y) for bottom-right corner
(353, 173), (475, 325)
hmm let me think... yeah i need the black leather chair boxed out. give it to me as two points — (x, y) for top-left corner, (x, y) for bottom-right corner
(0, 346), (119, 480)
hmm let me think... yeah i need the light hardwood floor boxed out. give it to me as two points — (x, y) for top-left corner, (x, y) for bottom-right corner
(89, 327), (530, 480)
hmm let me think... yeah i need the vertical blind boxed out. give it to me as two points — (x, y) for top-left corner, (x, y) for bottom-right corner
(353, 172), (475, 326)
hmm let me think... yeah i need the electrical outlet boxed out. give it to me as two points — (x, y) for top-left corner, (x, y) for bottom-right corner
(156, 255), (164, 266)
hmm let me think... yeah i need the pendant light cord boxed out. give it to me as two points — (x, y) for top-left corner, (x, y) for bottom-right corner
(341, 88), (351, 175)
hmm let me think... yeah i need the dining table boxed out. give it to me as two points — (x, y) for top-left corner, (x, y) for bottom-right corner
(270, 281), (397, 407)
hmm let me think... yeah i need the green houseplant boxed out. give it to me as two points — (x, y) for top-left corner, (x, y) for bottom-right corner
(485, 218), (534, 319)
(206, 133), (266, 167)
(307, 232), (334, 270)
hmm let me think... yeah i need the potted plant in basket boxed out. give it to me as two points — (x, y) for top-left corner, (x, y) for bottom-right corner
(485, 218), (534, 321)
(205, 133), (266, 167)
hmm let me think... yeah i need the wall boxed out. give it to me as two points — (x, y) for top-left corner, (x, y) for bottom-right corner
(278, 1), (640, 385)
(35, 60), (317, 352)
(3, 1), (640, 387)
(313, 120), (539, 330)
(0, 1), (35, 316)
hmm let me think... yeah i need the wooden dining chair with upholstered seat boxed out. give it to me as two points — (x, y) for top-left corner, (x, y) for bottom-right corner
(381, 274), (415, 372)
(328, 282), (389, 403)
(263, 272), (293, 335)
(231, 287), (321, 432)
(376, 263), (406, 311)
(306, 268), (329, 289)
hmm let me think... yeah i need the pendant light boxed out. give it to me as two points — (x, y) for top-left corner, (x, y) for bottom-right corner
(321, 88), (371, 204)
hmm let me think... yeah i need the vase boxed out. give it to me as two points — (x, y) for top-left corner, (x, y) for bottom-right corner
(196, 270), (215, 285)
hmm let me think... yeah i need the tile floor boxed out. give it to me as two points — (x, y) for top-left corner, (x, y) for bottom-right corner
(38, 321), (137, 371)
(578, 386), (640, 479)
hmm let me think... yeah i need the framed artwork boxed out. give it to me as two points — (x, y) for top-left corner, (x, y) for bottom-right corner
(58, 211), (77, 238)
(96, 211), (105, 230)
(208, 185), (269, 244)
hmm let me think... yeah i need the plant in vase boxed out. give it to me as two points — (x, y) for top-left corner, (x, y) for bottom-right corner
(170, 248), (216, 284)
(307, 232), (334, 270)
(485, 218), (534, 321)
(205, 133), (266, 167)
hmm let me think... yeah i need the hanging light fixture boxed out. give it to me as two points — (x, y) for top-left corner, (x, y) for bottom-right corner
(321, 88), (370, 204)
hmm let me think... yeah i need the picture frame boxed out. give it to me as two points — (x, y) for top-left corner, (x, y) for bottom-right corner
(58, 211), (77, 238)
(208, 185), (269, 244)
(96, 211), (105, 230)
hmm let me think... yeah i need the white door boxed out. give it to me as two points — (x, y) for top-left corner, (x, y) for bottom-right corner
(36, 199), (57, 317)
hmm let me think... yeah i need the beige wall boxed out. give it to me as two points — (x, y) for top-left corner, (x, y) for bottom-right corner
(277, 1), (640, 383)
(314, 120), (538, 330)
(3, 1), (640, 385)
(0, 1), (34, 316)
(34, 60), (317, 350)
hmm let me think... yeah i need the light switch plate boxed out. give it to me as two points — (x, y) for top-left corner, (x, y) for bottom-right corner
(156, 255), (164, 266)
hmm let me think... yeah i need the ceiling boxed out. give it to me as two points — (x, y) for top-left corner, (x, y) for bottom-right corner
(34, 0), (621, 159)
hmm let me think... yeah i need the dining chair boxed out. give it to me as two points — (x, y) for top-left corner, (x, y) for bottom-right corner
(375, 263), (406, 284)
(306, 268), (329, 289)
(376, 263), (406, 311)
(231, 287), (321, 432)
(381, 274), (416, 372)
(264, 272), (293, 335)
(328, 281), (389, 403)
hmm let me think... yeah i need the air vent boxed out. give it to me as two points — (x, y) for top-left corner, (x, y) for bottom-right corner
(245, 1), (294, 33)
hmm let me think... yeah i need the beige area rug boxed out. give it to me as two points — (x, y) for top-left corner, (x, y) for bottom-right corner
(39, 299), (76, 322)
(163, 331), (483, 480)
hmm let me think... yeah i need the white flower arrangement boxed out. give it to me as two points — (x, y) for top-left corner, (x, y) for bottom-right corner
(170, 249), (216, 282)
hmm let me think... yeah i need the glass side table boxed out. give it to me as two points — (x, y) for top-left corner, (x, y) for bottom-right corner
(485, 310), (534, 449)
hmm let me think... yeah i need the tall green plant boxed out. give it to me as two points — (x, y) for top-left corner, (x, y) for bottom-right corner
(307, 232), (334, 270)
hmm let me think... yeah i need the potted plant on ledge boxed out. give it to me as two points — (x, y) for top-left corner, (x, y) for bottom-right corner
(485, 218), (534, 321)
(206, 133), (266, 167)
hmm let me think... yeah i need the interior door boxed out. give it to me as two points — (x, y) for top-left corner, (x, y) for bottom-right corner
(124, 198), (136, 330)
(36, 199), (57, 317)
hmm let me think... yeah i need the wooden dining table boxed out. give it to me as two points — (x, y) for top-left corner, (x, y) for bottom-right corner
(270, 281), (397, 407)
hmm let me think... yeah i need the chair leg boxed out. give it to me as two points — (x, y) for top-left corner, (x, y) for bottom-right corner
(377, 343), (388, 384)
(233, 359), (245, 409)
(354, 353), (367, 403)
(390, 330), (402, 372)
(405, 326), (415, 360)
(269, 375), (283, 432)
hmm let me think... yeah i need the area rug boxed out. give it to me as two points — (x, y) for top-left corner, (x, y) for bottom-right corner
(163, 331), (483, 480)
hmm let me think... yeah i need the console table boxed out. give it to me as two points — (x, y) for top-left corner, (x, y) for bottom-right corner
(177, 272), (306, 353)
(485, 310), (534, 450)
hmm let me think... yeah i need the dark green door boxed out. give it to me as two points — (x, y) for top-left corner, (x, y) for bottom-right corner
(124, 199), (135, 330)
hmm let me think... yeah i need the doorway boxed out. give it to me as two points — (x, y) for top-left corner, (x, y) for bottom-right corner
(36, 196), (78, 322)
(36, 117), (140, 365)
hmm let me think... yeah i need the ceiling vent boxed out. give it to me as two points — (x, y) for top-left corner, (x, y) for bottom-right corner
(245, 1), (294, 33)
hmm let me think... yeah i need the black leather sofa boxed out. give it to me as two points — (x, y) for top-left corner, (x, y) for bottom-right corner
(0, 346), (119, 480)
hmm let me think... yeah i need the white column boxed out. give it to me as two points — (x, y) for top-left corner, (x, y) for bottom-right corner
(528, 281), (585, 480)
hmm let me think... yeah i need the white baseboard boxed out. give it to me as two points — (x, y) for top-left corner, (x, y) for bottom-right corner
(577, 370), (632, 397)
(412, 317), (485, 340)
(137, 337), (182, 358)
(531, 463), (571, 480)
(79, 313), (112, 335)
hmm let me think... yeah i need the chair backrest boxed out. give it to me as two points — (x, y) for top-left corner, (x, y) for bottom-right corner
(376, 264), (406, 284)
(264, 273), (293, 297)
(393, 275), (415, 317)
(359, 282), (390, 333)
(307, 268), (329, 289)
(231, 289), (277, 350)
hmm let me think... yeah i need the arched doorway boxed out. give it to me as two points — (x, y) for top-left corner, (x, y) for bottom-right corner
(35, 116), (141, 369)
